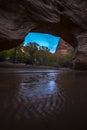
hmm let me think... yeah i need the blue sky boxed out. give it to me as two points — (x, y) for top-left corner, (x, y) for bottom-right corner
(24, 32), (60, 53)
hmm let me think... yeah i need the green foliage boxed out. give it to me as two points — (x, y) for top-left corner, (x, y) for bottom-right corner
(24, 42), (39, 64)
(0, 42), (74, 68)
(57, 48), (74, 67)
(0, 51), (6, 61)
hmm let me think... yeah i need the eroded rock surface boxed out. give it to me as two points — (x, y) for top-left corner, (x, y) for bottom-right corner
(0, 0), (87, 69)
(56, 39), (73, 56)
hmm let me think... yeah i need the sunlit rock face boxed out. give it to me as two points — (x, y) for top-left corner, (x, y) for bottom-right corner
(0, 0), (87, 69)
(56, 39), (73, 56)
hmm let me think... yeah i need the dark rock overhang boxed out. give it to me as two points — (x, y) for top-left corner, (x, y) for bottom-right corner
(0, 0), (87, 69)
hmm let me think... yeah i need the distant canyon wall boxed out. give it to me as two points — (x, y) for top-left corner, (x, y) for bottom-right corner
(56, 39), (73, 56)
(0, 0), (87, 69)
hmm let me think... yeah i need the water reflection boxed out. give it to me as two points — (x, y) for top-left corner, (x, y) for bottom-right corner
(19, 79), (57, 99)
(0, 68), (87, 129)
(48, 81), (57, 92)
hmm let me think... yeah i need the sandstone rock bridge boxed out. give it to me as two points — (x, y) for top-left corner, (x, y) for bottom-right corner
(0, 0), (87, 69)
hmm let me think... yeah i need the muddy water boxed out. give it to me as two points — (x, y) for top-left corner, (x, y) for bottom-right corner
(0, 68), (87, 130)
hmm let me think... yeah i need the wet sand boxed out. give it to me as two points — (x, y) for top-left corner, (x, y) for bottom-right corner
(0, 68), (87, 130)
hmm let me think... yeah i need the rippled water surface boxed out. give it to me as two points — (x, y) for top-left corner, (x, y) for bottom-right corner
(0, 68), (87, 130)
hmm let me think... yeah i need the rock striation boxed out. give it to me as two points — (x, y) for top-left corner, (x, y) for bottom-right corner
(56, 39), (73, 56)
(0, 0), (87, 69)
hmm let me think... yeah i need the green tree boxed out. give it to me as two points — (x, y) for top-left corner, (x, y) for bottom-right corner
(24, 42), (39, 64)
(36, 46), (50, 65)
(0, 51), (6, 61)
(57, 48), (74, 67)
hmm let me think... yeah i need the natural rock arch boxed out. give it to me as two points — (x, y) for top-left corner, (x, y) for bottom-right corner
(0, 0), (87, 69)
